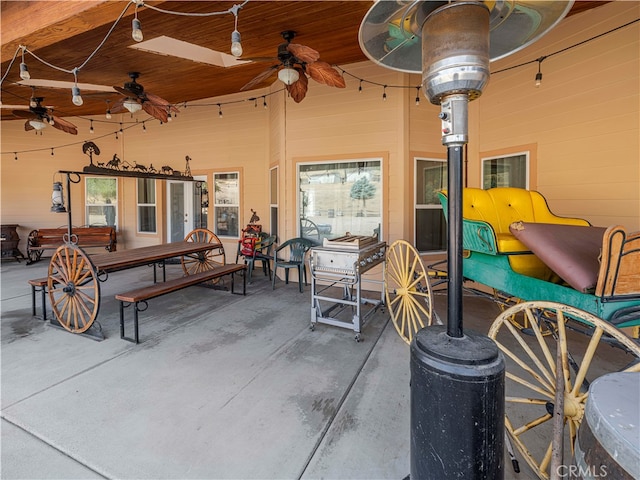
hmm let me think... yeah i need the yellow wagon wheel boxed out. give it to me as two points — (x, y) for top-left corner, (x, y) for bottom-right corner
(488, 301), (640, 480)
(48, 244), (100, 334)
(181, 228), (225, 280)
(384, 240), (436, 344)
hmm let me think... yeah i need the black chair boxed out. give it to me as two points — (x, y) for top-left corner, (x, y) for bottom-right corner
(244, 235), (276, 283)
(272, 237), (313, 292)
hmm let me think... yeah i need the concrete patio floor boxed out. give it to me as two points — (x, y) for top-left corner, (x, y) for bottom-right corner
(2, 256), (629, 479)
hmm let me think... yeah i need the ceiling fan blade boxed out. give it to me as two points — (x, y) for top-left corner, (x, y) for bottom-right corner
(306, 62), (346, 88)
(13, 110), (34, 119)
(51, 116), (78, 135)
(145, 92), (179, 114)
(286, 67), (308, 103)
(110, 97), (127, 112)
(240, 56), (279, 62)
(142, 100), (169, 123)
(240, 65), (279, 91)
(287, 43), (320, 63)
(114, 85), (138, 97)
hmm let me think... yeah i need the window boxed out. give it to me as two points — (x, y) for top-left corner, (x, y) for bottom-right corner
(482, 152), (529, 189)
(298, 159), (382, 242)
(85, 177), (117, 227)
(415, 158), (447, 253)
(270, 167), (278, 240)
(214, 172), (239, 237)
(137, 178), (156, 233)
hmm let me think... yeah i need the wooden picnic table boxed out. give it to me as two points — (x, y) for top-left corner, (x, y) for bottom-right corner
(46, 234), (226, 339)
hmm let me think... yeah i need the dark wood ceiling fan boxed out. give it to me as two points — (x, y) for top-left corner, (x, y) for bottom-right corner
(240, 30), (346, 103)
(12, 96), (78, 135)
(112, 72), (179, 123)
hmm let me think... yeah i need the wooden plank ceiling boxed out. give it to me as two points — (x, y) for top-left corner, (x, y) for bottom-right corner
(0, 1), (607, 121)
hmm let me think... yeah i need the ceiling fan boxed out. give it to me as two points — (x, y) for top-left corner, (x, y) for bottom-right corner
(240, 30), (346, 103)
(112, 72), (179, 123)
(11, 96), (78, 135)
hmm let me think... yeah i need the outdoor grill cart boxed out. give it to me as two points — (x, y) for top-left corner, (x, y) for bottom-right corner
(310, 235), (386, 342)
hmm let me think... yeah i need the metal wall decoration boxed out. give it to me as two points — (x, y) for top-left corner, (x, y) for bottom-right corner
(80, 141), (194, 181)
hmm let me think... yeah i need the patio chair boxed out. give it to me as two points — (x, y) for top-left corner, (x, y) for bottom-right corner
(244, 235), (276, 283)
(272, 237), (313, 293)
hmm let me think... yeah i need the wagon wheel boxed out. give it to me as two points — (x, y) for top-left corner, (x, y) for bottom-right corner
(48, 244), (100, 334)
(488, 301), (640, 480)
(493, 289), (556, 336)
(384, 240), (437, 344)
(182, 228), (225, 281)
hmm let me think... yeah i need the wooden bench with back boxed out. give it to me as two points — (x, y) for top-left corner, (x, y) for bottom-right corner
(27, 226), (116, 264)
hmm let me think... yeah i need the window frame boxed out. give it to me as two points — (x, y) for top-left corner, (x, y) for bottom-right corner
(213, 171), (240, 238)
(85, 176), (118, 228)
(481, 151), (530, 190)
(269, 166), (278, 241)
(136, 178), (157, 234)
(414, 156), (447, 254)
(296, 157), (383, 241)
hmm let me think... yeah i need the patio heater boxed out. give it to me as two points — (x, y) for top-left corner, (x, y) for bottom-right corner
(359, 1), (573, 478)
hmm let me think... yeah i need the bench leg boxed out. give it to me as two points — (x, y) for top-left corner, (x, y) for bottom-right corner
(31, 285), (36, 316)
(40, 286), (47, 321)
(31, 284), (48, 320)
(119, 301), (141, 344)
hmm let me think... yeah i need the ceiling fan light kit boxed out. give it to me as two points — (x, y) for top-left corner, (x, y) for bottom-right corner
(278, 67), (299, 86)
(123, 98), (142, 113)
(28, 119), (47, 130)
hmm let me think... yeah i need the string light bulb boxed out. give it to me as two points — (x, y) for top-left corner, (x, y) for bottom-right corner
(263, 96), (267, 109)
(71, 69), (83, 106)
(230, 4), (243, 57)
(90, 120), (94, 133)
(218, 104), (223, 118)
(142, 122), (147, 132)
(358, 80), (363, 93)
(132, 18), (143, 42)
(415, 87), (421, 106)
(106, 109), (112, 119)
(71, 85), (83, 106)
(19, 47), (30, 80)
(382, 85), (387, 101)
(535, 56), (546, 88)
(19, 62), (30, 80)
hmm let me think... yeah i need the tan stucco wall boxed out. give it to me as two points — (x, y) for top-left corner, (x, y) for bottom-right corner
(2, 1), (638, 258)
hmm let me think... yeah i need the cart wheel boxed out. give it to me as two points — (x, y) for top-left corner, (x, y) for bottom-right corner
(384, 240), (435, 345)
(488, 301), (640, 480)
(182, 228), (225, 280)
(48, 244), (100, 334)
(493, 289), (555, 336)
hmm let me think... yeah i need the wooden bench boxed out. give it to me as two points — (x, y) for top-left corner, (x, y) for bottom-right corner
(27, 226), (116, 265)
(115, 264), (246, 343)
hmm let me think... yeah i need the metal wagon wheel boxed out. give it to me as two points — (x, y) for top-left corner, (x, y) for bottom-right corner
(384, 240), (437, 344)
(181, 228), (225, 280)
(488, 301), (640, 480)
(48, 244), (100, 333)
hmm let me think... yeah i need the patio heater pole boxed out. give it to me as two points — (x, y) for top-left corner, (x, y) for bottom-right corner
(408, 4), (505, 478)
